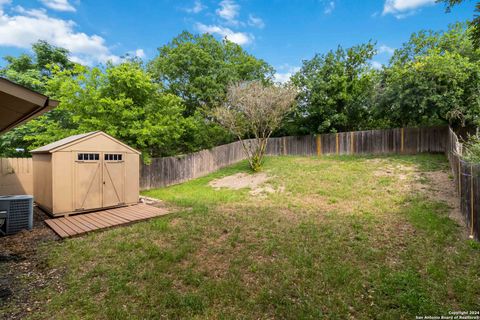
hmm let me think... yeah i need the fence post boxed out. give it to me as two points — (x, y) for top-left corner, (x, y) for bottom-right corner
(316, 135), (321, 157)
(350, 132), (354, 154)
(458, 160), (462, 196)
(401, 128), (405, 153)
(417, 128), (420, 153)
(283, 137), (287, 155)
(336, 133), (339, 155)
(471, 165), (475, 239)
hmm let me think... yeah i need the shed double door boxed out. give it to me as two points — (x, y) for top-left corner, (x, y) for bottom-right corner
(74, 152), (126, 211)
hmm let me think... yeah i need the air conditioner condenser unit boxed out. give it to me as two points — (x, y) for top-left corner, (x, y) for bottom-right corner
(0, 195), (33, 236)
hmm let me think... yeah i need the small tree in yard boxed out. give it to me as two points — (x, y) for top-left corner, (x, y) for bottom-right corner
(214, 81), (297, 172)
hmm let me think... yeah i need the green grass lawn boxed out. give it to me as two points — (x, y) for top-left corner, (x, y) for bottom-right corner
(27, 155), (480, 319)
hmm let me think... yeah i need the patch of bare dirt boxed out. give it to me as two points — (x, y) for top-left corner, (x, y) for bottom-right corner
(0, 207), (62, 320)
(372, 162), (465, 234)
(416, 171), (465, 229)
(210, 173), (269, 190)
(140, 195), (184, 213)
(372, 163), (416, 177)
(209, 173), (282, 196)
(140, 195), (170, 209)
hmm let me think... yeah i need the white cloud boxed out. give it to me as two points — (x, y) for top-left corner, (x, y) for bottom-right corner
(382, 0), (435, 17)
(125, 48), (145, 60)
(192, 1), (263, 45)
(324, 1), (335, 14)
(40, 0), (76, 12)
(247, 14), (264, 28)
(134, 49), (145, 58)
(274, 64), (300, 84)
(186, 0), (205, 14)
(216, 0), (240, 25)
(196, 22), (252, 45)
(274, 73), (293, 84)
(378, 44), (395, 55)
(0, 5), (121, 65)
(68, 55), (89, 65)
(371, 61), (383, 70)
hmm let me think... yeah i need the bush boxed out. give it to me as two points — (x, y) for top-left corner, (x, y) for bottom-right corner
(462, 134), (480, 163)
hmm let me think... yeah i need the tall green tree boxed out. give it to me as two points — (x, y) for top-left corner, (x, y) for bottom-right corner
(390, 22), (478, 65)
(288, 42), (377, 134)
(376, 52), (480, 128)
(0, 41), (234, 158)
(0, 41), (75, 157)
(0, 40), (74, 93)
(36, 61), (190, 161)
(375, 23), (480, 129)
(148, 31), (274, 115)
(437, 0), (480, 48)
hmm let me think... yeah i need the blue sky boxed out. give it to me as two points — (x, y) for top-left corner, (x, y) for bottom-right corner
(0, 0), (476, 81)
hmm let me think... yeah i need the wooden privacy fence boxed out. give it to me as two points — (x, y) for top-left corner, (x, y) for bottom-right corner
(265, 126), (447, 156)
(446, 128), (479, 240)
(140, 141), (246, 189)
(140, 126), (448, 189)
(0, 157), (33, 195)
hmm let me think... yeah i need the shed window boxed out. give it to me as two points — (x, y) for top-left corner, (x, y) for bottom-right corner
(77, 153), (99, 161)
(104, 154), (123, 161)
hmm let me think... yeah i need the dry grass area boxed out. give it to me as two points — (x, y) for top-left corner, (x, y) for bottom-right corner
(2, 154), (479, 320)
(209, 172), (282, 196)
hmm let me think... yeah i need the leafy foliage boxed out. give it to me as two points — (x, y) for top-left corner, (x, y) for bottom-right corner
(1, 24), (480, 160)
(0, 41), (75, 157)
(376, 51), (480, 128)
(462, 134), (480, 162)
(0, 37), (234, 159)
(437, 0), (480, 48)
(283, 23), (480, 136)
(149, 31), (274, 115)
(0, 40), (74, 93)
(42, 61), (194, 162)
(288, 42), (378, 134)
(214, 81), (297, 171)
(389, 23), (478, 65)
(375, 23), (480, 129)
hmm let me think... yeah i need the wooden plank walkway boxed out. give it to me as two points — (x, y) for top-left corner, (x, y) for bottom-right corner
(45, 204), (168, 238)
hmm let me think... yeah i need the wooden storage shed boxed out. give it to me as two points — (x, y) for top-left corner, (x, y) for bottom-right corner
(31, 131), (140, 217)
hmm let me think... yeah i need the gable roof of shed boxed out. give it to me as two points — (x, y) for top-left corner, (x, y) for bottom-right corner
(31, 131), (141, 154)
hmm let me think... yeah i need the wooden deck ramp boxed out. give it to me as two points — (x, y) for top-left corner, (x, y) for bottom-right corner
(45, 204), (168, 238)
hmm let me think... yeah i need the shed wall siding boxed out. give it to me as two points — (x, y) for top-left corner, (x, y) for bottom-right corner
(33, 154), (52, 211)
(52, 152), (74, 214)
(125, 153), (139, 205)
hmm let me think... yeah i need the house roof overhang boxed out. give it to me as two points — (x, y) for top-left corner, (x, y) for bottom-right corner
(0, 77), (59, 135)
